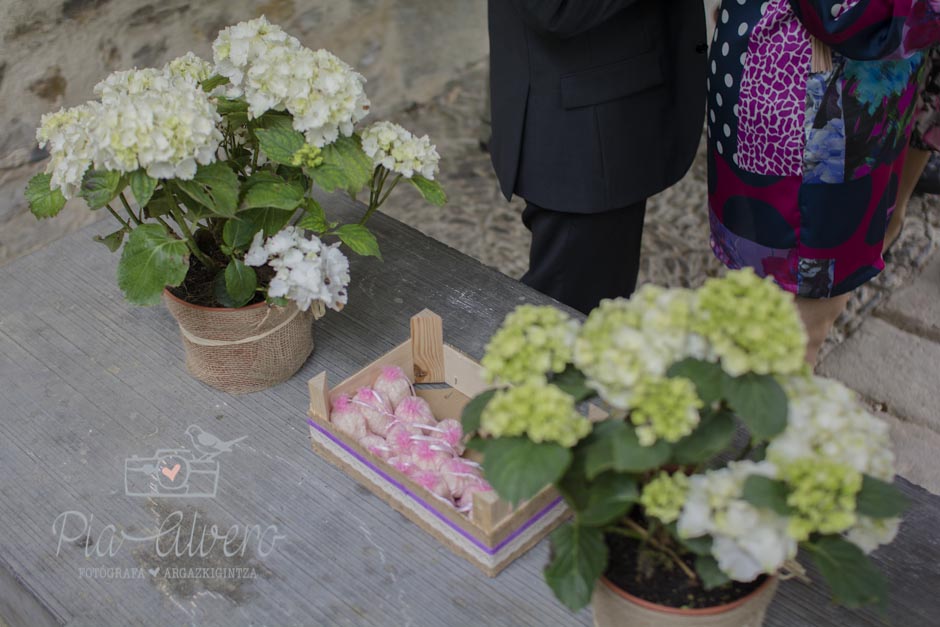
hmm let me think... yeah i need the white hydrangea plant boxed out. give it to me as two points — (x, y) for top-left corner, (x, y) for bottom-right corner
(26, 16), (447, 312)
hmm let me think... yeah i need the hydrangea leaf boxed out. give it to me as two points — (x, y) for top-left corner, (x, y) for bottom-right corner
(683, 536), (714, 556)
(215, 97), (248, 115)
(310, 135), (372, 195)
(552, 366), (594, 402)
(335, 224), (381, 259)
(741, 475), (794, 516)
(695, 555), (731, 590)
(461, 389), (497, 435)
(464, 436), (490, 454)
(129, 170), (158, 208)
(240, 207), (295, 238)
(309, 165), (352, 195)
(722, 373), (788, 440)
(223, 259), (257, 308)
(241, 171), (305, 211)
(255, 124), (306, 166)
(856, 475), (909, 519)
(92, 228), (127, 253)
(670, 409), (736, 465)
(805, 536), (887, 609)
(144, 190), (176, 218)
(222, 217), (261, 251)
(544, 523), (608, 611)
(296, 198), (329, 234)
(408, 175), (446, 206)
(175, 162), (240, 218)
(212, 271), (239, 308)
(667, 358), (727, 405)
(556, 447), (591, 511)
(574, 472), (638, 527)
(117, 224), (190, 306)
(583, 420), (670, 479)
(26, 173), (67, 219)
(80, 169), (123, 210)
(479, 436), (571, 505)
(199, 74), (229, 93)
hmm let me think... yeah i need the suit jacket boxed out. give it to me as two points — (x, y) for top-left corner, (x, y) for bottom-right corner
(488, 0), (707, 212)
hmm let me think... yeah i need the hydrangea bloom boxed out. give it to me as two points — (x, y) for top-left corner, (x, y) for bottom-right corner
(573, 286), (707, 409)
(480, 382), (591, 448)
(91, 73), (222, 179)
(778, 457), (862, 541)
(692, 269), (807, 377)
(769, 375), (899, 552)
(360, 121), (441, 179)
(35, 104), (98, 198)
(678, 461), (797, 582)
(628, 376), (703, 446)
(574, 300), (662, 409)
(628, 284), (712, 364)
(165, 52), (214, 84)
(846, 515), (901, 554)
(769, 376), (895, 481)
(640, 472), (689, 524)
(245, 226), (350, 314)
(38, 60), (223, 191)
(212, 16), (370, 147)
(481, 305), (578, 385)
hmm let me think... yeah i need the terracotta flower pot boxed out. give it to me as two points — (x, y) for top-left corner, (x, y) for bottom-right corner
(163, 289), (316, 394)
(592, 575), (778, 627)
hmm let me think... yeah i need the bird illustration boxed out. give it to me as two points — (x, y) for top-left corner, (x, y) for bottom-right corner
(185, 425), (247, 460)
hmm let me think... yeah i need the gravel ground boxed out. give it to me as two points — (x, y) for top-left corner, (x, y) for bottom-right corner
(381, 59), (939, 357)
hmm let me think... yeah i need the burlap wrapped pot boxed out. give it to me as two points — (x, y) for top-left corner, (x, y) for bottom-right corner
(592, 576), (778, 627)
(164, 289), (316, 394)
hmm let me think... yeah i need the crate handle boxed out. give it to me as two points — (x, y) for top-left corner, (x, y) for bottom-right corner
(308, 372), (330, 420)
(410, 309), (445, 384)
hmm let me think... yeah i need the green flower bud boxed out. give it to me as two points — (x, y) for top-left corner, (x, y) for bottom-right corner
(291, 144), (324, 168)
(481, 382), (591, 448)
(629, 376), (703, 446)
(779, 458), (862, 541)
(481, 305), (578, 385)
(691, 269), (807, 377)
(641, 471), (690, 524)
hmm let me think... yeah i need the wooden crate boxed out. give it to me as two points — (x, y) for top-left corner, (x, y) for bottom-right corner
(305, 309), (570, 576)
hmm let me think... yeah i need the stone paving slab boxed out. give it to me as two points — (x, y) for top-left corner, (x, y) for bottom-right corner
(881, 411), (940, 495)
(878, 253), (940, 342)
(819, 317), (940, 432)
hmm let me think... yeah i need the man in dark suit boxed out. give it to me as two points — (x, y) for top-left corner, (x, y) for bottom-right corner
(488, 0), (707, 313)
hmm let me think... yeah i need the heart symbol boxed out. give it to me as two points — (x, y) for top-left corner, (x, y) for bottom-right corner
(148, 567), (160, 577)
(161, 463), (181, 481)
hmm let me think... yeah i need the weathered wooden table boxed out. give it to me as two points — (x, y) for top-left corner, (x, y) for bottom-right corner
(1, 196), (939, 627)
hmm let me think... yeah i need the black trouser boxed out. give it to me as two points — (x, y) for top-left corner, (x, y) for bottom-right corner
(521, 200), (647, 314)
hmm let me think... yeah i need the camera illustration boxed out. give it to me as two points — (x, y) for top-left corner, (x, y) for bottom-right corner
(124, 425), (246, 498)
(124, 448), (221, 498)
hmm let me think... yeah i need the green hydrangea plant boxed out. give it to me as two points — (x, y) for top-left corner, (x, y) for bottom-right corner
(463, 270), (907, 612)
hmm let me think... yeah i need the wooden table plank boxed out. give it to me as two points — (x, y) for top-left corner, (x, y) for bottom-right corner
(0, 193), (938, 626)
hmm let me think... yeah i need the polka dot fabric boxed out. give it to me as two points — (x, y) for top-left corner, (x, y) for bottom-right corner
(708, 0), (940, 298)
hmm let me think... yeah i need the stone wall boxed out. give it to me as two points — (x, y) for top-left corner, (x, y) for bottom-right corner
(0, 0), (487, 264)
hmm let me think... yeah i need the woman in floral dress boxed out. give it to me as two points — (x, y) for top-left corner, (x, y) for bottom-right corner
(887, 47), (940, 248)
(708, 0), (940, 364)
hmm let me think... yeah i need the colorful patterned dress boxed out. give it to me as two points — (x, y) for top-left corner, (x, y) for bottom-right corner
(708, 0), (940, 298)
